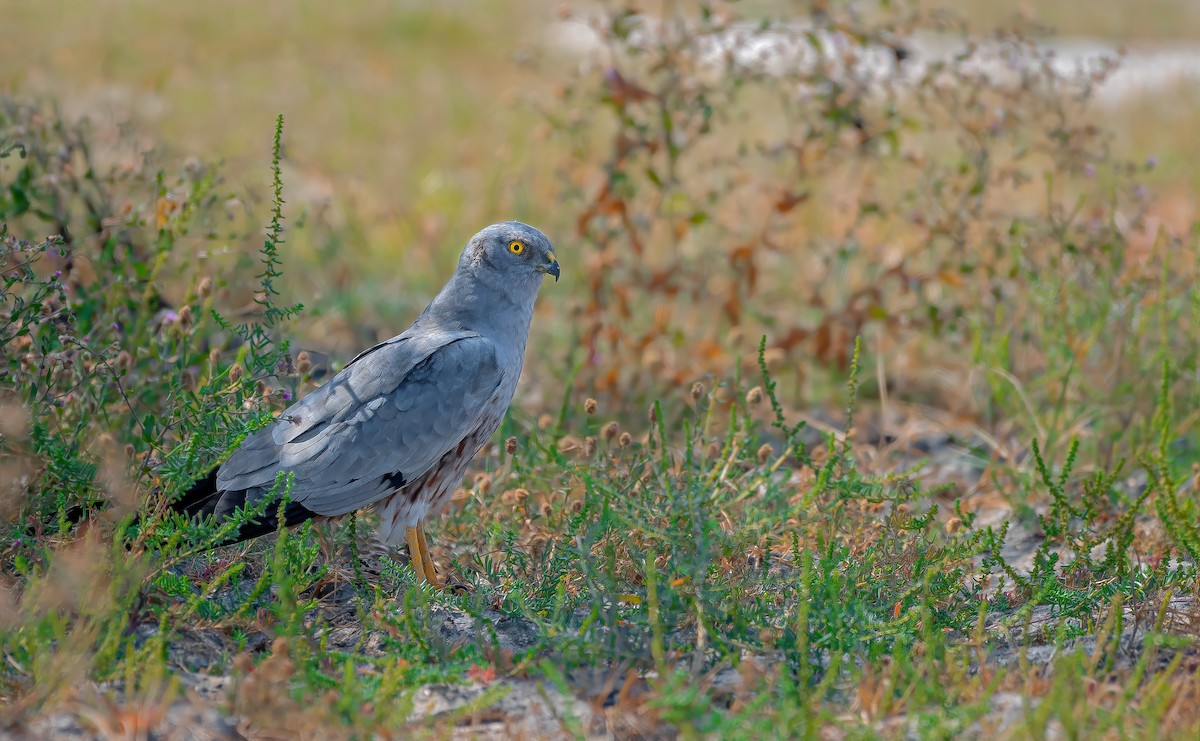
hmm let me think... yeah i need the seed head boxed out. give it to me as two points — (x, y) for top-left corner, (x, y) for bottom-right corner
(539, 501), (553, 518)
(746, 386), (764, 406)
(295, 351), (312, 376)
(757, 443), (774, 464)
(538, 413), (554, 430)
(690, 382), (705, 401)
(557, 435), (581, 454)
(474, 473), (492, 495)
(570, 499), (583, 514)
(583, 436), (597, 456)
(178, 305), (193, 327)
(115, 350), (133, 374)
(618, 431), (632, 448)
(181, 369), (196, 392)
(601, 421), (620, 441)
(229, 363), (244, 383)
(945, 517), (962, 535)
(208, 347), (222, 366)
(513, 488), (530, 504)
(705, 442), (721, 459)
(584, 397), (597, 415)
(197, 276), (213, 299)
(505, 436), (518, 454)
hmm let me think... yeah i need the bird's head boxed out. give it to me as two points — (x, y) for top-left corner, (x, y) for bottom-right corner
(462, 221), (559, 288)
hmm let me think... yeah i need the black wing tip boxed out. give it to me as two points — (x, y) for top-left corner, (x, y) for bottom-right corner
(172, 467), (223, 519)
(172, 468), (321, 546)
(220, 499), (321, 544)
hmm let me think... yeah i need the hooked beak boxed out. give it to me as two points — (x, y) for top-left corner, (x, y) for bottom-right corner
(538, 252), (560, 282)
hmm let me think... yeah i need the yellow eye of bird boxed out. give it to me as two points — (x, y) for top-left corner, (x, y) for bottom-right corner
(508, 241), (525, 254)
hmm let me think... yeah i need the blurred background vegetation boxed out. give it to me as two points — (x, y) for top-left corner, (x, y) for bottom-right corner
(4, 0), (1198, 357)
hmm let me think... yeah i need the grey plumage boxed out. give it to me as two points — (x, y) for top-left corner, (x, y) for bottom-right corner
(176, 222), (558, 577)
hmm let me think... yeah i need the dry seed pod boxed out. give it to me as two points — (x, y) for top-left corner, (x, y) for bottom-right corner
(945, 517), (963, 535)
(474, 473), (492, 495)
(197, 276), (213, 298)
(295, 351), (312, 376)
(584, 397), (597, 415)
(757, 444), (773, 464)
(539, 501), (553, 518)
(178, 305), (193, 327)
(229, 363), (244, 383)
(513, 488), (530, 504)
(505, 436), (518, 454)
(618, 431), (632, 448)
(601, 421), (620, 441)
(583, 436), (597, 456)
(746, 386), (764, 406)
(557, 435), (581, 453)
(690, 382), (705, 401)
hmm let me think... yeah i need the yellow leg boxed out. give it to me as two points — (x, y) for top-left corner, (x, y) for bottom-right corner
(405, 526), (425, 583)
(415, 527), (442, 586)
(405, 525), (443, 588)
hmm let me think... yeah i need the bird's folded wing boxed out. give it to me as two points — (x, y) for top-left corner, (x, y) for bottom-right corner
(215, 331), (503, 515)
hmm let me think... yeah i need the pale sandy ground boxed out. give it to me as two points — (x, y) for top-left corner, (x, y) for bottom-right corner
(552, 19), (1200, 107)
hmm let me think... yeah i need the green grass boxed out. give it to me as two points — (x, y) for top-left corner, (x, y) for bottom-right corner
(1, 1), (1199, 738)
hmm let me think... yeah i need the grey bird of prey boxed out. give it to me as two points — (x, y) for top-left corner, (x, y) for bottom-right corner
(174, 222), (558, 587)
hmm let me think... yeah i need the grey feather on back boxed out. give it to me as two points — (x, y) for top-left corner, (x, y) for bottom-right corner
(215, 330), (503, 516)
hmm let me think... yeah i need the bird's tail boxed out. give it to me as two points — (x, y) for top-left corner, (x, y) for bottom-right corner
(27, 468), (319, 547)
(173, 467), (223, 519)
(169, 467), (320, 545)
